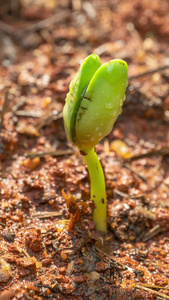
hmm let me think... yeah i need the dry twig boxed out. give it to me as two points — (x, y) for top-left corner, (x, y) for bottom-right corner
(0, 12), (69, 38)
(129, 65), (169, 80)
(123, 162), (148, 182)
(139, 283), (169, 291)
(25, 149), (75, 158)
(126, 147), (169, 162)
(17, 12), (70, 36)
(19, 247), (30, 258)
(32, 211), (62, 219)
(0, 90), (9, 133)
(136, 284), (169, 299)
(88, 245), (128, 272)
(36, 110), (63, 130)
(14, 110), (42, 118)
(142, 225), (162, 242)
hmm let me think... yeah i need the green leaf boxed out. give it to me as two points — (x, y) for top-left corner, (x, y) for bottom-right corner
(63, 54), (101, 144)
(75, 59), (128, 152)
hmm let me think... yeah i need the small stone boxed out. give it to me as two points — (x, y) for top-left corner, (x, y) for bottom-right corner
(41, 258), (52, 266)
(151, 73), (162, 84)
(143, 38), (155, 51)
(90, 271), (100, 281)
(73, 275), (87, 283)
(0, 269), (11, 283)
(25, 229), (42, 252)
(0, 290), (15, 300)
(17, 257), (36, 276)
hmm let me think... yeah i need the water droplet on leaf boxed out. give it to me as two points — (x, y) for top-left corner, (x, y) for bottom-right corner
(105, 102), (114, 109)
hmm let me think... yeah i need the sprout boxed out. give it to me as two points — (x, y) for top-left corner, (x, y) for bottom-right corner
(63, 54), (128, 233)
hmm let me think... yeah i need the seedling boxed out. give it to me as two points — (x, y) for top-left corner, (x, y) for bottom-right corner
(63, 54), (128, 233)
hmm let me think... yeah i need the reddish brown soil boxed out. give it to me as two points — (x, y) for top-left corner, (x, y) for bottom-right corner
(0, 0), (169, 299)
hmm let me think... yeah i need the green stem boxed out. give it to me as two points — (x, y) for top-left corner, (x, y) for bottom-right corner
(83, 147), (107, 233)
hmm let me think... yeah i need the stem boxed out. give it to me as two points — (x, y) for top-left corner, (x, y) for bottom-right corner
(83, 147), (107, 233)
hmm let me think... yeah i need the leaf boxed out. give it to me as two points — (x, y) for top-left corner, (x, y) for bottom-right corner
(76, 59), (128, 152)
(62, 190), (88, 230)
(63, 54), (101, 144)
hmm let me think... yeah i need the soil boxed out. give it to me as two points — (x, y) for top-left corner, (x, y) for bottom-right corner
(0, 0), (169, 299)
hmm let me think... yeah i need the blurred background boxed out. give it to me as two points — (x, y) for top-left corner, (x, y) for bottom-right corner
(0, 0), (169, 124)
(0, 0), (169, 68)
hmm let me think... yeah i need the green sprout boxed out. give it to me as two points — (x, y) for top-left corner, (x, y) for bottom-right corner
(63, 54), (128, 233)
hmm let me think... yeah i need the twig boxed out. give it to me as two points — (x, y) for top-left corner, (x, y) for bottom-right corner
(39, 195), (58, 204)
(12, 98), (26, 112)
(14, 110), (42, 118)
(0, 90), (9, 133)
(123, 162), (148, 182)
(126, 147), (169, 162)
(0, 12), (70, 38)
(19, 247), (30, 258)
(136, 284), (169, 299)
(139, 283), (169, 291)
(25, 149), (75, 158)
(32, 211), (62, 219)
(35, 283), (62, 294)
(88, 245), (128, 271)
(139, 207), (156, 221)
(0, 249), (5, 256)
(129, 65), (169, 80)
(142, 225), (162, 242)
(113, 188), (130, 198)
(36, 110), (63, 130)
(18, 11), (69, 35)
(87, 246), (125, 280)
(113, 188), (145, 200)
